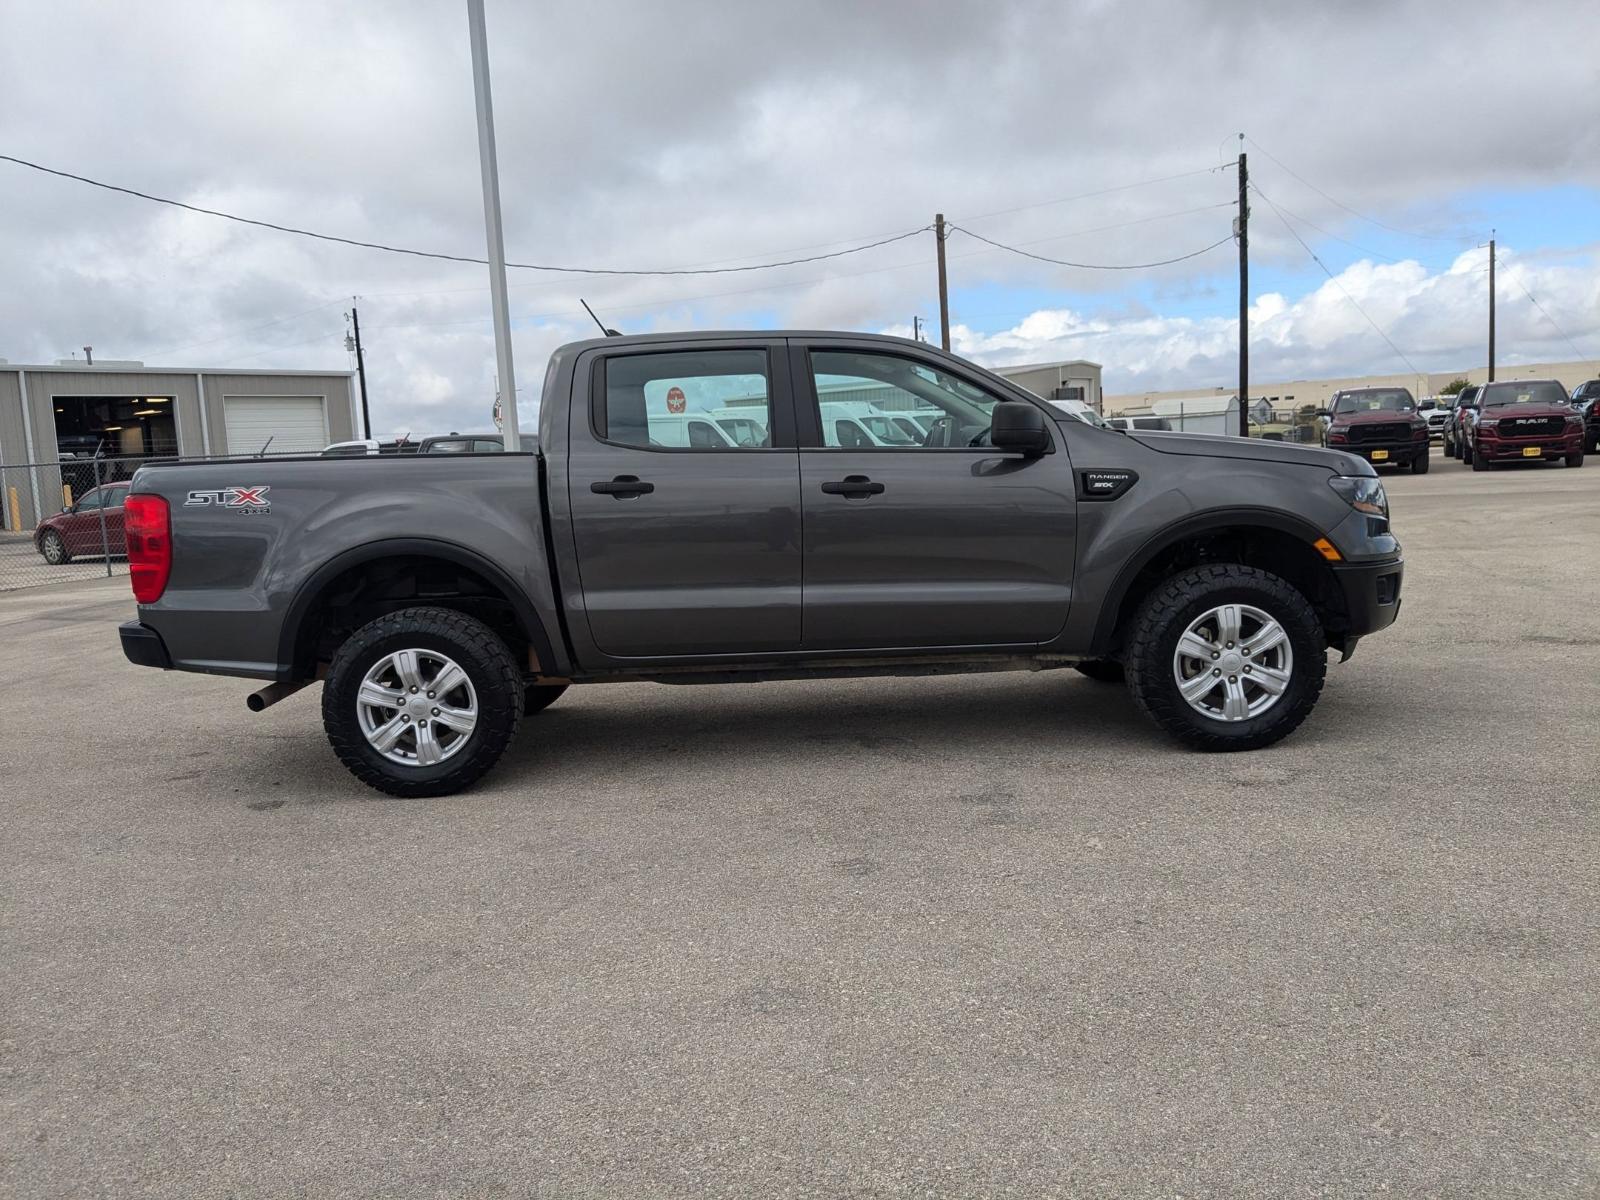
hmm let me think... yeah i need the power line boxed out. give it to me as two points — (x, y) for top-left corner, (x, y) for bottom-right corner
(0, 152), (930, 276)
(1504, 272), (1594, 365)
(947, 224), (1234, 270)
(950, 163), (1234, 224)
(1252, 184), (1423, 375)
(1243, 136), (1469, 244)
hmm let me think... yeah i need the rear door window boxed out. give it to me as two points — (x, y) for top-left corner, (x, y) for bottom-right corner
(598, 350), (772, 450)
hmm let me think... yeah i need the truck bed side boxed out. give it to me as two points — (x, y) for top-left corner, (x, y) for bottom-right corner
(129, 453), (568, 681)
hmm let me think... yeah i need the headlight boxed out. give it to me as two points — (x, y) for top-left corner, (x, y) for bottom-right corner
(1478, 418), (1498, 431)
(1328, 475), (1388, 519)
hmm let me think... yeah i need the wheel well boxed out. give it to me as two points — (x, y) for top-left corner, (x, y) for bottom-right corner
(1104, 526), (1348, 655)
(289, 554), (531, 678)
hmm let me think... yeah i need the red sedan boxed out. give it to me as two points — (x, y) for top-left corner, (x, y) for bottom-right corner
(34, 481), (131, 564)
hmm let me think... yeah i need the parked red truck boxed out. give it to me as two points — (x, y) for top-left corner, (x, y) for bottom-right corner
(1319, 388), (1431, 473)
(1467, 380), (1586, 470)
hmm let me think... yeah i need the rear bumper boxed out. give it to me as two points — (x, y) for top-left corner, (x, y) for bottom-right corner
(119, 620), (172, 670)
(1329, 556), (1403, 656)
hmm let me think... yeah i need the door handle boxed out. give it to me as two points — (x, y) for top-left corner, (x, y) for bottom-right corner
(820, 475), (885, 499)
(591, 475), (655, 498)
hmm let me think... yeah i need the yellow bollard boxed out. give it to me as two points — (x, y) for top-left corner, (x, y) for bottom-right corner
(7, 486), (20, 533)
(63, 483), (74, 510)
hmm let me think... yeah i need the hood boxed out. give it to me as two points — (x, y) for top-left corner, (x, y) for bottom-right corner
(1328, 409), (1425, 426)
(1129, 430), (1375, 476)
(1479, 404), (1578, 421)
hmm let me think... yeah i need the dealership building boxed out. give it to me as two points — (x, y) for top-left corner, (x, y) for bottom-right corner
(0, 360), (356, 529)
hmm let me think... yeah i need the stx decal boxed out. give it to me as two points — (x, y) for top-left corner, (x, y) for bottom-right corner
(185, 486), (272, 512)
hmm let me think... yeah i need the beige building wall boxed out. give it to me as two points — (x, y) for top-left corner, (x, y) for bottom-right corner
(1104, 358), (1598, 416)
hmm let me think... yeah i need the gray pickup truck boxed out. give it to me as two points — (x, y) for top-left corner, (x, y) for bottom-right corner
(119, 331), (1403, 796)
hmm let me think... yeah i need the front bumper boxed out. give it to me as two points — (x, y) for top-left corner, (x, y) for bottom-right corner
(1329, 556), (1403, 658)
(1329, 440), (1429, 465)
(120, 620), (172, 670)
(1476, 433), (1582, 461)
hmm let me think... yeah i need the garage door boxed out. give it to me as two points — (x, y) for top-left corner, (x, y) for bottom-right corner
(224, 396), (328, 456)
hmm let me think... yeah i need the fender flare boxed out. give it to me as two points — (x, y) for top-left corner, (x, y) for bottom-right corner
(276, 536), (560, 678)
(1089, 507), (1332, 655)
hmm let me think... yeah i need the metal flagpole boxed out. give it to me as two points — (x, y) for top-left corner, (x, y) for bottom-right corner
(467, 0), (519, 449)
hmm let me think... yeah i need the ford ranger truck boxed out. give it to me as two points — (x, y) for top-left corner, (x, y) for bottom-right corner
(1467, 379), (1586, 470)
(1320, 387), (1431, 473)
(117, 331), (1404, 797)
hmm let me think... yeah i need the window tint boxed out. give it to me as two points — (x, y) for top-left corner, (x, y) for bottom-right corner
(74, 489), (106, 510)
(809, 350), (1002, 449)
(601, 350), (770, 450)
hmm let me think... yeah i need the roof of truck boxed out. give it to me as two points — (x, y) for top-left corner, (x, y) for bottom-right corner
(554, 330), (941, 355)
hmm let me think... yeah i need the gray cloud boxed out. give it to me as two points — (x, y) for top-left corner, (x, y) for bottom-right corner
(3, 0), (1597, 437)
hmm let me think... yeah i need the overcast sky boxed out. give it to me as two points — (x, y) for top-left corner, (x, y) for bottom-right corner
(4, 0), (1598, 435)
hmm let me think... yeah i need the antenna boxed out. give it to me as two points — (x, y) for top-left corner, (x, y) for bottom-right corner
(580, 298), (622, 337)
(257, 435), (274, 458)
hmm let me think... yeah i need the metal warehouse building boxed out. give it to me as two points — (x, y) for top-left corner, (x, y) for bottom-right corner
(0, 361), (356, 528)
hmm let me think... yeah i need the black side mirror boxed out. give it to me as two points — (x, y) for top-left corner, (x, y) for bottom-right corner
(1314, 408), (1331, 418)
(990, 401), (1050, 455)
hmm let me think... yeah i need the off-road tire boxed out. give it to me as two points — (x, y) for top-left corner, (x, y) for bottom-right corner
(1073, 660), (1125, 684)
(323, 606), (523, 798)
(1123, 564), (1327, 752)
(523, 683), (569, 713)
(1411, 450), (1430, 474)
(40, 531), (70, 565)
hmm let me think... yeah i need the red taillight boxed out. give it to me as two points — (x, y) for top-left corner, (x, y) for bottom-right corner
(123, 493), (171, 604)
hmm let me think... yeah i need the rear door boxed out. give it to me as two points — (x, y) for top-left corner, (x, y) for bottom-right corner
(565, 340), (802, 658)
(793, 341), (1077, 651)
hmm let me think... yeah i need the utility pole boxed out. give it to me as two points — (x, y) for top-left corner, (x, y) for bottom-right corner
(347, 301), (372, 439)
(912, 315), (922, 343)
(1487, 231), (1496, 382)
(1236, 140), (1249, 438)
(934, 213), (951, 351)
(467, 0), (519, 450)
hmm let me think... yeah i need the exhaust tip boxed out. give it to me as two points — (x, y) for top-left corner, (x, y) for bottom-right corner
(245, 692), (268, 712)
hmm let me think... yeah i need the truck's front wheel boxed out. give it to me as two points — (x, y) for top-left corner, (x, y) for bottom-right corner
(322, 607), (524, 797)
(1123, 564), (1326, 752)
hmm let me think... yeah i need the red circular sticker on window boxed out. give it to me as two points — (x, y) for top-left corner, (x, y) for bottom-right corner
(665, 386), (686, 414)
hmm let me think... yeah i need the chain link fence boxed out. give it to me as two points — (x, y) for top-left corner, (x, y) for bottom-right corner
(0, 449), (317, 594)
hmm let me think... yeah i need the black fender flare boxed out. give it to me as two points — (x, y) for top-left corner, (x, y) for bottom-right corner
(1088, 507), (1334, 655)
(276, 537), (560, 679)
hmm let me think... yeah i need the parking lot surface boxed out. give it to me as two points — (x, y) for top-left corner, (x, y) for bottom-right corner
(4, 450), (1597, 1197)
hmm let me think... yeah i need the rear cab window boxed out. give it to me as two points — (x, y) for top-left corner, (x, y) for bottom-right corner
(597, 350), (773, 450)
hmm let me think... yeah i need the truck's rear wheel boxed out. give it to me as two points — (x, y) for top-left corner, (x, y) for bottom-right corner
(1123, 564), (1326, 752)
(322, 606), (523, 797)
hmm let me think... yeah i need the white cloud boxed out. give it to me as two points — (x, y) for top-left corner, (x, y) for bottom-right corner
(948, 246), (1600, 391)
(2, 0), (1598, 435)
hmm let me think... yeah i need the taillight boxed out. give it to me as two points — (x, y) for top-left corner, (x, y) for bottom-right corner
(123, 493), (171, 603)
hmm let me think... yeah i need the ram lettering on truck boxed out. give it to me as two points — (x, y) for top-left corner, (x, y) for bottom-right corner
(118, 331), (1404, 796)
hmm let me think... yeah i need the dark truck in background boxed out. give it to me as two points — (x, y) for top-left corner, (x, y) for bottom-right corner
(118, 331), (1404, 796)
(1319, 386), (1431, 472)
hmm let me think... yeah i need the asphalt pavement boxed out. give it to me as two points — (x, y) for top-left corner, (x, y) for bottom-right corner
(4, 448), (1597, 1197)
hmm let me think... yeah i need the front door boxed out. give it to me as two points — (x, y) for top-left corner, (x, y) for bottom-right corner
(566, 342), (802, 658)
(794, 343), (1077, 651)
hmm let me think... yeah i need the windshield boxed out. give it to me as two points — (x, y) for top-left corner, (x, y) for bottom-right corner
(1482, 381), (1570, 408)
(1332, 389), (1415, 414)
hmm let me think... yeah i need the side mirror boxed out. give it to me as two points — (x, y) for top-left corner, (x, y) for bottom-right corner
(990, 401), (1050, 455)
(1314, 408), (1331, 418)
